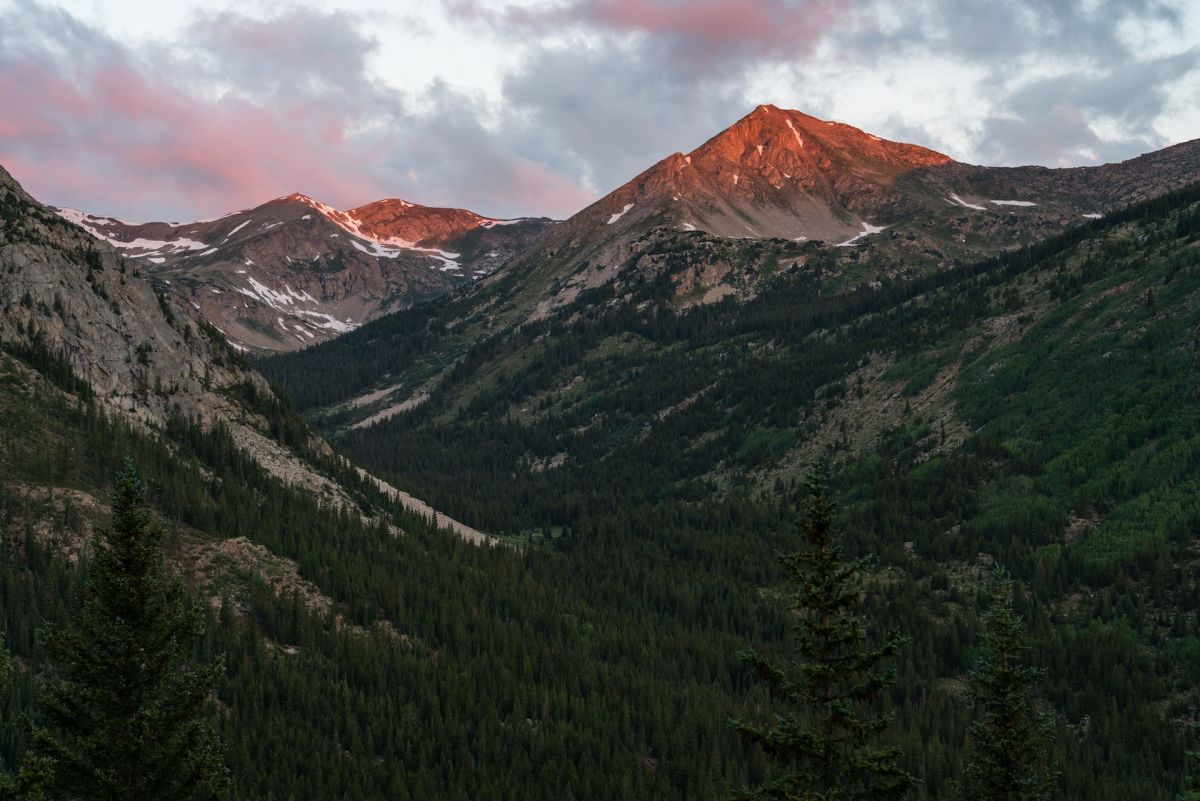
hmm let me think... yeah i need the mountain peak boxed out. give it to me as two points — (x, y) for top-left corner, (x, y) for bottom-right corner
(574, 104), (960, 244)
(692, 105), (952, 172)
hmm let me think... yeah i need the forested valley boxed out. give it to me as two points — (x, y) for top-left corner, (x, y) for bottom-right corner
(4, 181), (1200, 799)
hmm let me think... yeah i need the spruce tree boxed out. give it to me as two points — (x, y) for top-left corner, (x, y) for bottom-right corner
(1, 640), (11, 799)
(733, 463), (915, 801)
(17, 462), (229, 801)
(963, 567), (1054, 801)
(1182, 745), (1200, 801)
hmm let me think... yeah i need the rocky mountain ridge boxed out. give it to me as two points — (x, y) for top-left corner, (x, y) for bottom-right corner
(57, 193), (556, 352)
(482, 104), (1200, 322)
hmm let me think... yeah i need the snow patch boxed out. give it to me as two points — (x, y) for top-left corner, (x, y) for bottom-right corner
(292, 310), (356, 334)
(55, 209), (211, 253)
(222, 220), (250, 241)
(948, 193), (987, 211)
(425, 250), (462, 272)
(345, 234), (463, 270)
(234, 277), (319, 311)
(836, 221), (887, 247)
(607, 202), (634, 225)
(733, 174), (739, 185)
(990, 199), (1037, 207)
(785, 118), (804, 148)
(351, 239), (403, 258)
(1082, 213), (1103, 219)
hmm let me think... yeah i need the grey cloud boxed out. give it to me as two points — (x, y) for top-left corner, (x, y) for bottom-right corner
(0, 0), (123, 68)
(373, 83), (595, 215)
(977, 48), (1199, 165)
(179, 9), (396, 113)
(850, 0), (1185, 64)
(450, 0), (1198, 180)
(500, 42), (747, 195)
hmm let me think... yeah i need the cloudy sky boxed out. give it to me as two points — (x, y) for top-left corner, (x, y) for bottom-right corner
(1, 0), (1197, 221)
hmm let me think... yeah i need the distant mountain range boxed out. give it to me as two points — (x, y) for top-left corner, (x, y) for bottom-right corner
(480, 104), (1200, 322)
(54, 194), (555, 351)
(55, 105), (1200, 354)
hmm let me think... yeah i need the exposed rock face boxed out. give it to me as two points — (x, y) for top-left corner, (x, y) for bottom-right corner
(0, 163), (254, 425)
(346, 198), (494, 247)
(613, 104), (954, 241)
(56, 193), (556, 352)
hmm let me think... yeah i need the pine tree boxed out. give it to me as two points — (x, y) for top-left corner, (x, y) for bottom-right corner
(963, 567), (1055, 801)
(17, 462), (229, 801)
(1, 639), (11, 800)
(733, 463), (915, 801)
(1181, 741), (1200, 801)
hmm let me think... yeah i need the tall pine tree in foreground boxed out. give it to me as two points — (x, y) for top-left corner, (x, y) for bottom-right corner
(733, 463), (915, 801)
(16, 462), (229, 801)
(963, 567), (1055, 801)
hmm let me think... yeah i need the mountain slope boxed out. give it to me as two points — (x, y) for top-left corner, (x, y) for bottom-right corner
(0, 162), (491, 544)
(261, 108), (1200, 428)
(264, 179), (1200, 799)
(57, 193), (555, 352)
(1, 162), (790, 801)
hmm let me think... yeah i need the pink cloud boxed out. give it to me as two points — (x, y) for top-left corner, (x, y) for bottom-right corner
(579, 0), (845, 55)
(0, 56), (394, 220)
(456, 0), (849, 65)
(0, 5), (599, 221)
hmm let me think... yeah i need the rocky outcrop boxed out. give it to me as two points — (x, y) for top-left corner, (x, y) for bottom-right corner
(0, 164), (256, 425)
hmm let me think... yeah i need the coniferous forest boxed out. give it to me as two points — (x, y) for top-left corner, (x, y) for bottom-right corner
(0, 176), (1199, 800)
